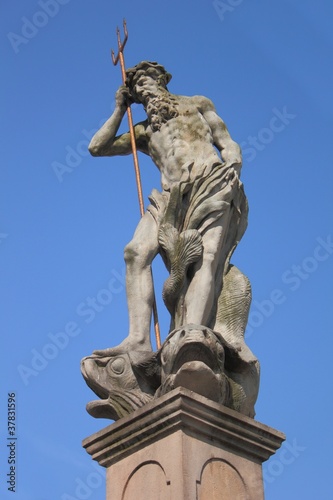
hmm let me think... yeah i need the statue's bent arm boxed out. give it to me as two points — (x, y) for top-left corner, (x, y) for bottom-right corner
(109, 121), (149, 157)
(88, 104), (149, 157)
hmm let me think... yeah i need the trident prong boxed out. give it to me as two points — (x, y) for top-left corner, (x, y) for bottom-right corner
(111, 19), (128, 66)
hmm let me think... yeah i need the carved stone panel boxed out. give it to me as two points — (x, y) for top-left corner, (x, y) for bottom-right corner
(197, 459), (248, 500)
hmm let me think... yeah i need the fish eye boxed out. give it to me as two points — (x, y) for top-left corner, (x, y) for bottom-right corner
(108, 357), (125, 375)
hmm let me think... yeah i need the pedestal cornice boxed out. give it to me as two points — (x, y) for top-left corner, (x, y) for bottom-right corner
(83, 387), (285, 468)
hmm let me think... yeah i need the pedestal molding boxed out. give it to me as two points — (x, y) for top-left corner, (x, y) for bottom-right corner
(83, 387), (285, 468)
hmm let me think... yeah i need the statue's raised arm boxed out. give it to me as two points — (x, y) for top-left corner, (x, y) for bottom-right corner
(88, 86), (149, 157)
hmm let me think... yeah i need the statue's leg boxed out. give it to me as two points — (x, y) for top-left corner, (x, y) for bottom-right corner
(183, 214), (229, 327)
(93, 211), (159, 356)
(124, 211), (159, 348)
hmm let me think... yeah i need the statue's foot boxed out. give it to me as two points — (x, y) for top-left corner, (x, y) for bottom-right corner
(92, 336), (152, 357)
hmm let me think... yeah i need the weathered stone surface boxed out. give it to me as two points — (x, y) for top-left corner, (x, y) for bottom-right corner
(81, 351), (159, 420)
(81, 60), (259, 420)
(156, 324), (259, 418)
(81, 323), (259, 420)
(83, 388), (285, 499)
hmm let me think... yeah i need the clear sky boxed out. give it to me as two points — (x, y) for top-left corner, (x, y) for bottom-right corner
(1, 1), (333, 499)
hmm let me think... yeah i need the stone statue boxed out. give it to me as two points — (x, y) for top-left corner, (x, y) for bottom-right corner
(81, 61), (260, 420)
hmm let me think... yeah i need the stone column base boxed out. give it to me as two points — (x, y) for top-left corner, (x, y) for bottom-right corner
(83, 387), (285, 499)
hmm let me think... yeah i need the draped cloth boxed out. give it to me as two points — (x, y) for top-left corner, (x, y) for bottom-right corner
(147, 161), (248, 323)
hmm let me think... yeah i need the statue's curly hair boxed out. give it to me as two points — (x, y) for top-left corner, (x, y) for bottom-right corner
(125, 61), (172, 89)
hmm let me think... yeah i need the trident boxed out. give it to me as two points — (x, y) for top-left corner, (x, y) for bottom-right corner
(111, 19), (161, 349)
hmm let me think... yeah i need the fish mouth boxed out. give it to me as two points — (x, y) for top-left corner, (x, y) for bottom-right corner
(172, 342), (221, 374)
(86, 399), (118, 420)
(81, 357), (109, 400)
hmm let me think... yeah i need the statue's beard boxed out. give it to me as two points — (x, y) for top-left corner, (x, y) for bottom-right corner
(144, 92), (179, 132)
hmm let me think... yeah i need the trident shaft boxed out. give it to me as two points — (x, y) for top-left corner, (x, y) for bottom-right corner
(111, 19), (161, 349)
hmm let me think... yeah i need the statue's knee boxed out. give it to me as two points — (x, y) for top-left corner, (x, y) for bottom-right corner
(124, 242), (137, 265)
(202, 251), (217, 271)
(124, 241), (149, 268)
(203, 251), (215, 264)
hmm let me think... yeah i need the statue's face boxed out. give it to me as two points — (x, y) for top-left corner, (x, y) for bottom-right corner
(130, 73), (166, 103)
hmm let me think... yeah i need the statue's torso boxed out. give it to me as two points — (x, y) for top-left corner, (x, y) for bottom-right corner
(145, 95), (221, 191)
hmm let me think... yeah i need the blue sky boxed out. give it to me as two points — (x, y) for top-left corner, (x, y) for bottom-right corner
(1, 1), (333, 498)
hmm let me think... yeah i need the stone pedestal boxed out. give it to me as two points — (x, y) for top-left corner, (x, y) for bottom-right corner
(83, 387), (285, 500)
